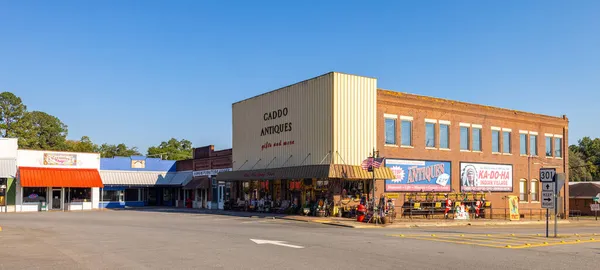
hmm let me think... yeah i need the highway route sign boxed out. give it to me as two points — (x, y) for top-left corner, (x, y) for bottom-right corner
(540, 168), (556, 182)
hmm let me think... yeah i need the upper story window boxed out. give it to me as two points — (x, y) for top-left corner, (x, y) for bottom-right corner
(425, 121), (436, 148)
(520, 132), (528, 155)
(384, 117), (396, 145)
(439, 122), (450, 149)
(545, 135), (553, 157)
(492, 129), (501, 153)
(460, 125), (470, 150)
(472, 125), (482, 152)
(503, 130), (511, 154)
(401, 117), (413, 147)
(530, 133), (538, 156)
(554, 137), (563, 158)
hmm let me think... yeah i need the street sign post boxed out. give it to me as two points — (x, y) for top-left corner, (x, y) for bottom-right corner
(541, 182), (554, 238)
(553, 173), (566, 238)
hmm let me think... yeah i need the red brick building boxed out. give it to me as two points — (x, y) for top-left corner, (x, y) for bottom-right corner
(377, 91), (568, 217)
(177, 145), (232, 209)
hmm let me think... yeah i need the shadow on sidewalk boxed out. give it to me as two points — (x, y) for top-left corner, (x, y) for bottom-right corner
(109, 206), (289, 219)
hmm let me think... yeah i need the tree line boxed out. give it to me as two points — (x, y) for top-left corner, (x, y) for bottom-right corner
(0, 92), (193, 160)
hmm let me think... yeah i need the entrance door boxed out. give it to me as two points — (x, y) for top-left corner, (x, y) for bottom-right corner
(218, 185), (224, 210)
(52, 189), (61, 210)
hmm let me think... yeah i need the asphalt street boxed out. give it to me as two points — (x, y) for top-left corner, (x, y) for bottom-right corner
(0, 210), (598, 270)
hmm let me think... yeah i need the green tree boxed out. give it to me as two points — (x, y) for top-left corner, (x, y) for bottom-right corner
(569, 148), (592, 182)
(65, 136), (99, 153)
(14, 111), (68, 150)
(570, 137), (600, 180)
(0, 92), (27, 138)
(147, 138), (193, 160)
(98, 143), (141, 158)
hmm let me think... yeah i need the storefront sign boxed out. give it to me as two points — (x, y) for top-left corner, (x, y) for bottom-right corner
(43, 153), (77, 166)
(261, 107), (292, 136)
(131, 160), (146, 169)
(193, 168), (232, 177)
(460, 163), (513, 192)
(508, 195), (520, 220)
(385, 159), (451, 192)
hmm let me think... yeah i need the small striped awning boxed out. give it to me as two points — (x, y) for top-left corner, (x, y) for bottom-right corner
(183, 177), (210, 190)
(0, 159), (16, 178)
(161, 171), (193, 186)
(100, 170), (173, 186)
(216, 164), (395, 181)
(19, 167), (103, 188)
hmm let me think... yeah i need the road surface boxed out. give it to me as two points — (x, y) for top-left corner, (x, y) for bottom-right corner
(0, 209), (598, 269)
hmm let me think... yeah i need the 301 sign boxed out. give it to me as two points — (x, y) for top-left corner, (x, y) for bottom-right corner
(540, 168), (556, 182)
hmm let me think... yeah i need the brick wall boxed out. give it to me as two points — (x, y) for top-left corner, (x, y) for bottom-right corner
(376, 90), (569, 216)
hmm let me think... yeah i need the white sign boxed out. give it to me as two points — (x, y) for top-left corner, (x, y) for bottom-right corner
(250, 239), (304, 249)
(541, 191), (555, 209)
(542, 182), (554, 192)
(193, 168), (232, 177)
(540, 168), (556, 182)
(460, 163), (513, 192)
(591, 204), (600, 212)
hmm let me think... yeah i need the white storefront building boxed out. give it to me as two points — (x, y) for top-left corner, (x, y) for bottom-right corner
(16, 150), (102, 212)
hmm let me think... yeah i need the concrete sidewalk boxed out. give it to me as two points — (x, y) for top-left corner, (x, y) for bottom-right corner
(278, 215), (576, 229)
(116, 206), (584, 229)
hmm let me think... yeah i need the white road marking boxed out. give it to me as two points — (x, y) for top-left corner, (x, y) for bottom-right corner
(250, 239), (304, 249)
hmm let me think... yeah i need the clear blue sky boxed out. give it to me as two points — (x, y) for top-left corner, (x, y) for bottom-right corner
(1, 1), (598, 152)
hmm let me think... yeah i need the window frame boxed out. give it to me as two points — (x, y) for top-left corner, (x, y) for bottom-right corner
(503, 130), (511, 154)
(529, 133), (538, 156)
(554, 137), (563, 158)
(519, 179), (528, 202)
(400, 119), (413, 147)
(460, 125), (470, 151)
(384, 118), (397, 145)
(472, 126), (482, 152)
(439, 122), (450, 149)
(530, 179), (539, 202)
(425, 121), (436, 148)
(545, 136), (553, 157)
(519, 133), (528, 155)
(492, 129), (501, 153)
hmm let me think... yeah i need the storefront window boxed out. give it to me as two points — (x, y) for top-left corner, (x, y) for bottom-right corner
(163, 189), (172, 202)
(102, 190), (121, 201)
(23, 187), (47, 203)
(125, 189), (139, 201)
(68, 188), (91, 202)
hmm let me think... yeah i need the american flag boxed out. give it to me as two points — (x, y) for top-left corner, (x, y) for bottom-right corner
(361, 157), (384, 171)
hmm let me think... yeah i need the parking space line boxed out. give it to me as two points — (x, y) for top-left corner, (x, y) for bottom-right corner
(388, 233), (600, 249)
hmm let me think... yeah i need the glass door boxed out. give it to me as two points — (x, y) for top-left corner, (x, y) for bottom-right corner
(52, 189), (61, 210)
(218, 185), (224, 209)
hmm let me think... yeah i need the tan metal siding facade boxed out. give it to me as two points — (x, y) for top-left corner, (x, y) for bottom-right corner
(332, 73), (377, 165)
(232, 74), (335, 170)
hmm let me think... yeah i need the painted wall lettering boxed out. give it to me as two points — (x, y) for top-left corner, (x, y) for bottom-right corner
(260, 107), (293, 136)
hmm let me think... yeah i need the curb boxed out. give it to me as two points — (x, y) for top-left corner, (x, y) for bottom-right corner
(275, 216), (574, 229)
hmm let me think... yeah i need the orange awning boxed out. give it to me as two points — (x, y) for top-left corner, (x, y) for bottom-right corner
(19, 167), (104, 188)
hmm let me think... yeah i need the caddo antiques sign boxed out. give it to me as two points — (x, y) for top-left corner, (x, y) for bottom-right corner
(260, 107), (295, 151)
(260, 107), (293, 136)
